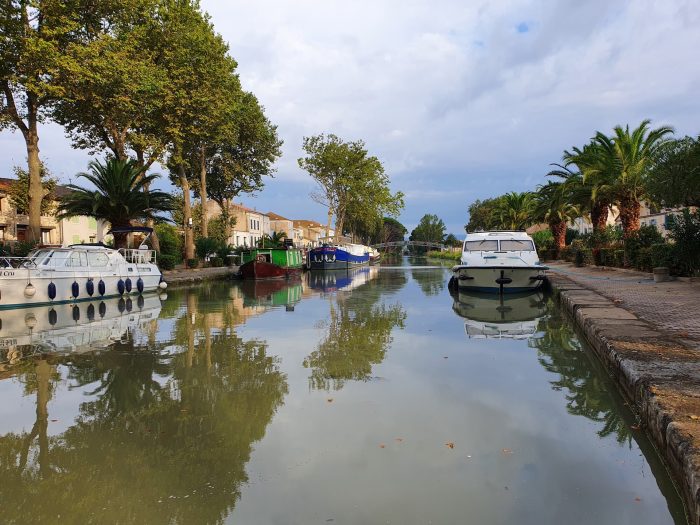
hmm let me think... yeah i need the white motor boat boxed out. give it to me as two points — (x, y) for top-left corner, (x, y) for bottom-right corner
(0, 226), (167, 309)
(450, 231), (547, 293)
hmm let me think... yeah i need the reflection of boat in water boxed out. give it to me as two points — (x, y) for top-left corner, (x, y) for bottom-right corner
(452, 290), (547, 339)
(239, 279), (303, 311)
(307, 265), (379, 293)
(0, 294), (163, 356)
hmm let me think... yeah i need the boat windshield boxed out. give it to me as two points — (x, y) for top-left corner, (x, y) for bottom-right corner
(464, 240), (499, 252)
(499, 239), (535, 251)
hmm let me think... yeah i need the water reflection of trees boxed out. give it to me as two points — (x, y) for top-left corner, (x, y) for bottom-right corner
(0, 288), (288, 524)
(529, 309), (632, 445)
(304, 275), (407, 391)
(411, 268), (445, 296)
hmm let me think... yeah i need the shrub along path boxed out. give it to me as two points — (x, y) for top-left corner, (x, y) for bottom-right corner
(547, 261), (700, 350)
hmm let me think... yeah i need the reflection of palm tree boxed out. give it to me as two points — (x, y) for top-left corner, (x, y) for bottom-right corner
(529, 313), (632, 445)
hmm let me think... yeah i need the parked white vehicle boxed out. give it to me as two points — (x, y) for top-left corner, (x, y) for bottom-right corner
(0, 227), (166, 309)
(451, 231), (547, 293)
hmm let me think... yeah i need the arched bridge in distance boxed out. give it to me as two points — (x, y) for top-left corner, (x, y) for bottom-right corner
(371, 241), (447, 251)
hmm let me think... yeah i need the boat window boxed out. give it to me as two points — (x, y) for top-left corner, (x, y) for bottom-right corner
(42, 251), (55, 265)
(465, 240), (499, 252)
(65, 251), (88, 267)
(87, 251), (109, 267)
(499, 239), (535, 251)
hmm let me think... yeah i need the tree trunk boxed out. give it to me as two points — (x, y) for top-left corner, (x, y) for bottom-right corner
(550, 221), (566, 254)
(199, 147), (208, 238)
(26, 124), (42, 243)
(136, 150), (160, 252)
(619, 193), (641, 238)
(179, 165), (195, 261)
(590, 200), (609, 233)
(325, 208), (333, 244)
(222, 198), (232, 241)
(35, 359), (52, 478)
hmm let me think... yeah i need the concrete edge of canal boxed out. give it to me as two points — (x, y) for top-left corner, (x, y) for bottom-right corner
(547, 272), (700, 525)
(162, 266), (240, 287)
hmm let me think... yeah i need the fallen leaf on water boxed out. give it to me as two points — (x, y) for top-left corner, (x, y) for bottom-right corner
(688, 415), (699, 420)
(635, 497), (642, 502)
(50, 419), (58, 422)
(445, 442), (455, 449)
(395, 438), (403, 443)
(327, 398), (333, 403)
(379, 443), (386, 449)
(443, 356), (449, 359)
(501, 448), (513, 455)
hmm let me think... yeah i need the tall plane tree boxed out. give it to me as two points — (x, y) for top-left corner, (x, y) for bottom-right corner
(298, 134), (404, 242)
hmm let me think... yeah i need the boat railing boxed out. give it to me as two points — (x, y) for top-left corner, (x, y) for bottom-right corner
(0, 255), (40, 269)
(118, 248), (157, 264)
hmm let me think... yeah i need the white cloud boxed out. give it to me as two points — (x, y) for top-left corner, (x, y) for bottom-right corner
(2, 0), (699, 235)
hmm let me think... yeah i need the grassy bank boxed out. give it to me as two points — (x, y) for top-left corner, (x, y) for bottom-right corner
(426, 250), (461, 261)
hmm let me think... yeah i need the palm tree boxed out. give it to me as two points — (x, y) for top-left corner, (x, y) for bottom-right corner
(597, 120), (673, 236)
(257, 230), (286, 248)
(494, 192), (534, 230)
(534, 181), (581, 251)
(57, 159), (174, 248)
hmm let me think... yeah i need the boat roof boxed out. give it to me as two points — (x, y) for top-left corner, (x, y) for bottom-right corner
(464, 231), (533, 241)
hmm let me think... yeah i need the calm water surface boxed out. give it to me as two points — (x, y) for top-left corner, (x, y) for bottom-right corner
(0, 257), (687, 524)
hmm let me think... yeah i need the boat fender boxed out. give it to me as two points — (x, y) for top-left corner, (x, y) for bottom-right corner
(48, 309), (57, 326)
(71, 281), (80, 298)
(86, 279), (95, 296)
(87, 303), (95, 321)
(117, 279), (125, 295)
(125, 298), (133, 312)
(99, 301), (107, 318)
(495, 276), (513, 285)
(125, 278), (132, 293)
(24, 283), (36, 298)
(118, 297), (126, 313)
(72, 305), (80, 322)
(137, 277), (144, 293)
(48, 282), (57, 300)
(98, 279), (106, 296)
(137, 295), (145, 309)
(158, 281), (168, 290)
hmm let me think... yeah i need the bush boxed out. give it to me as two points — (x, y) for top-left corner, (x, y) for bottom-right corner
(532, 230), (554, 252)
(156, 223), (183, 263)
(650, 243), (677, 272)
(12, 240), (38, 257)
(216, 244), (235, 266)
(195, 237), (222, 261)
(426, 250), (461, 261)
(159, 254), (177, 271)
(187, 258), (199, 269)
(668, 208), (700, 276)
(613, 249), (625, 267)
(210, 257), (223, 267)
(624, 225), (665, 268)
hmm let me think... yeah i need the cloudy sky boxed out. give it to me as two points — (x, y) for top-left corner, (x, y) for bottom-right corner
(1, 0), (699, 235)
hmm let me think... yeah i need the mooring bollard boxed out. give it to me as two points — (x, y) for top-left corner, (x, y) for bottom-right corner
(653, 267), (670, 283)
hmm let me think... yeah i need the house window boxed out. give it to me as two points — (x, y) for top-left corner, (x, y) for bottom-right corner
(88, 217), (97, 229)
(41, 229), (51, 244)
(72, 234), (81, 245)
(0, 227), (4, 241)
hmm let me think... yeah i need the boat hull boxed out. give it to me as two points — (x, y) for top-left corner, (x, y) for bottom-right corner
(309, 246), (370, 271)
(451, 266), (546, 293)
(0, 272), (163, 310)
(239, 260), (302, 280)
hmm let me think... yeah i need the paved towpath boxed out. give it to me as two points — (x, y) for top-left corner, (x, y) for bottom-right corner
(547, 261), (700, 351)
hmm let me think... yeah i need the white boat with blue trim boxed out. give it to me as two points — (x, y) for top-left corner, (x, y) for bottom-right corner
(0, 227), (166, 309)
(450, 231), (547, 293)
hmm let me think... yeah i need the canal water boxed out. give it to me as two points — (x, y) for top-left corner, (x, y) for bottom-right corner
(0, 258), (687, 524)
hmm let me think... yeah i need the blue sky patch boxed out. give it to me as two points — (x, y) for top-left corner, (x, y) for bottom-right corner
(516, 21), (530, 33)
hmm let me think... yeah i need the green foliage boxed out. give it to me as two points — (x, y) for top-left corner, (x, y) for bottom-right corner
(187, 258), (199, 269)
(410, 214), (446, 244)
(579, 225), (620, 249)
(195, 237), (224, 261)
(668, 208), (700, 275)
(298, 133), (404, 239)
(426, 250), (460, 261)
(155, 223), (182, 263)
(209, 257), (223, 267)
(493, 192), (535, 230)
(10, 240), (38, 257)
(444, 233), (462, 247)
(465, 197), (501, 231)
(8, 164), (57, 215)
(158, 254), (177, 270)
(531, 230), (554, 252)
(370, 217), (407, 245)
(647, 135), (700, 207)
(57, 159), (173, 247)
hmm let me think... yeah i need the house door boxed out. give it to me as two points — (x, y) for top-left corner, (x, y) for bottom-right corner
(16, 225), (27, 241)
